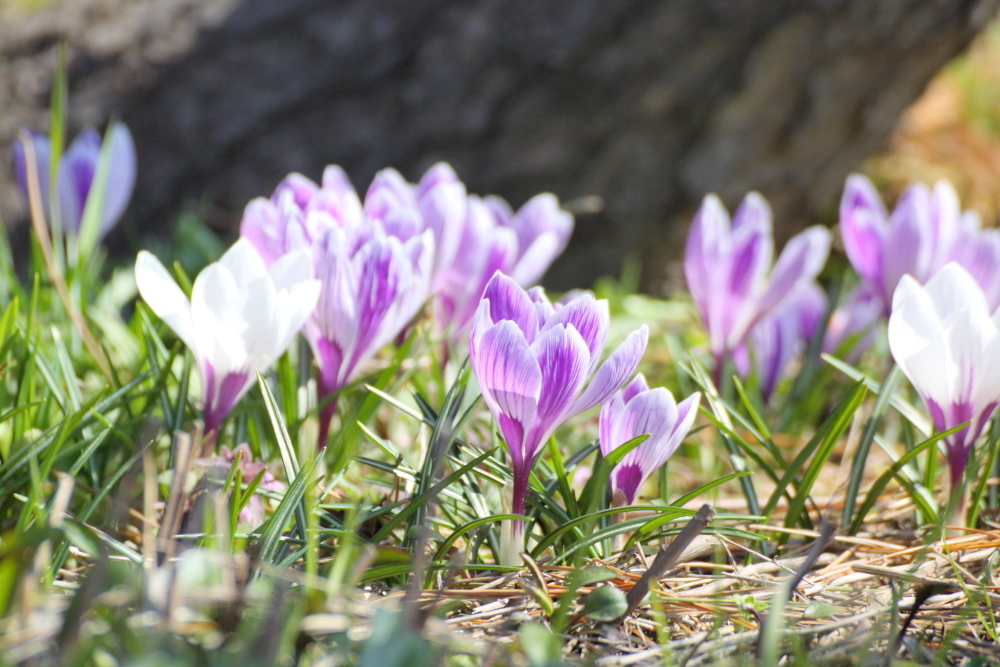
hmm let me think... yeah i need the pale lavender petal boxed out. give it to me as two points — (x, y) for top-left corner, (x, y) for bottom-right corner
(11, 130), (51, 214)
(364, 168), (422, 241)
(823, 281), (883, 358)
(571, 325), (649, 416)
(509, 232), (563, 286)
(880, 184), (933, 300)
(481, 272), (539, 343)
(527, 286), (555, 323)
(839, 174), (886, 282)
(539, 293), (609, 372)
(99, 123), (136, 238)
(728, 192), (774, 302)
(684, 194), (729, 327)
(756, 226), (830, 319)
(621, 374), (649, 403)
(598, 393), (625, 456)
(507, 193), (573, 258)
(239, 198), (288, 266)
(271, 172), (318, 210)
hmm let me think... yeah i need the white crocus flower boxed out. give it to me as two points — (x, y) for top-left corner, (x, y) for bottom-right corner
(135, 238), (321, 435)
(888, 262), (1000, 507)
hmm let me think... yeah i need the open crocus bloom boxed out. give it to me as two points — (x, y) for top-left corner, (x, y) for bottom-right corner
(684, 192), (830, 376)
(135, 239), (321, 436)
(888, 262), (1000, 498)
(13, 124), (136, 239)
(599, 374), (700, 504)
(469, 272), (648, 527)
(435, 192), (574, 339)
(304, 224), (434, 446)
(746, 281), (826, 401)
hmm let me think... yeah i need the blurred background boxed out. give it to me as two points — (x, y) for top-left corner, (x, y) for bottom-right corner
(1, 0), (1000, 291)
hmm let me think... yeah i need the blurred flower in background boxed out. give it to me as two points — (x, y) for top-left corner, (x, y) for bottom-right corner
(12, 123), (136, 239)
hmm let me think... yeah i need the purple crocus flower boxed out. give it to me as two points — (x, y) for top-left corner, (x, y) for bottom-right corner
(747, 282), (826, 401)
(599, 374), (700, 504)
(135, 239), (321, 439)
(435, 192), (574, 338)
(12, 124), (136, 239)
(684, 192), (831, 382)
(469, 272), (648, 561)
(839, 175), (968, 313)
(888, 263), (1000, 509)
(304, 224), (434, 446)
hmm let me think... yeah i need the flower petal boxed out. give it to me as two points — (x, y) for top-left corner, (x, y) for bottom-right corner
(571, 325), (648, 415)
(539, 293), (609, 372)
(756, 226), (830, 319)
(839, 174), (886, 281)
(135, 250), (197, 353)
(99, 122), (136, 238)
(481, 272), (539, 342)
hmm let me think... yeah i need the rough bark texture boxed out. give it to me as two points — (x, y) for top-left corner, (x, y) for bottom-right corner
(2, 0), (998, 290)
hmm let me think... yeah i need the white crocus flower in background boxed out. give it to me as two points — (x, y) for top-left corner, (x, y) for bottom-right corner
(135, 238), (321, 438)
(888, 262), (1000, 514)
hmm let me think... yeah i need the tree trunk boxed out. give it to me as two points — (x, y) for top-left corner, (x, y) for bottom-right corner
(2, 0), (998, 290)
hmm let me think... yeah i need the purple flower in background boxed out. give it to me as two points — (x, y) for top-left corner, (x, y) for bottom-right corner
(435, 192), (574, 338)
(195, 444), (284, 526)
(304, 226), (434, 447)
(823, 281), (884, 361)
(888, 263), (1000, 506)
(12, 124), (136, 239)
(747, 282), (826, 401)
(469, 272), (647, 562)
(135, 239), (320, 439)
(684, 192), (831, 381)
(599, 374), (700, 504)
(839, 175), (969, 312)
(240, 165), (363, 266)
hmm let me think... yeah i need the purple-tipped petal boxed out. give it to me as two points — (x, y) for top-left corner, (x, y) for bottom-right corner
(571, 325), (649, 416)
(364, 168), (422, 241)
(839, 174), (886, 281)
(272, 172), (319, 210)
(482, 272), (540, 342)
(880, 184), (933, 300)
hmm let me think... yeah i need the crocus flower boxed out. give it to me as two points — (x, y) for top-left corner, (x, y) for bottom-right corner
(840, 175), (971, 313)
(599, 374), (700, 504)
(888, 262), (1000, 504)
(469, 272), (648, 561)
(434, 192), (574, 338)
(684, 192), (831, 380)
(12, 124), (136, 239)
(194, 444), (284, 526)
(135, 238), (321, 438)
(305, 225), (434, 446)
(747, 282), (826, 401)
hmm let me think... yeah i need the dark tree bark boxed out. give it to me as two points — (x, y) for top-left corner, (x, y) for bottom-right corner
(2, 0), (998, 290)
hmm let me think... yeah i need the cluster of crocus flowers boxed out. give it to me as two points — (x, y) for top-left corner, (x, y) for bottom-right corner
(469, 272), (647, 563)
(240, 162), (573, 446)
(13, 124), (136, 241)
(600, 374), (700, 505)
(684, 192), (831, 385)
(888, 263), (1000, 513)
(135, 239), (321, 440)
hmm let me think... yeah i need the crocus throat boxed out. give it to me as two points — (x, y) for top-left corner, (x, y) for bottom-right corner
(612, 463), (644, 505)
(201, 363), (249, 438)
(314, 336), (345, 449)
